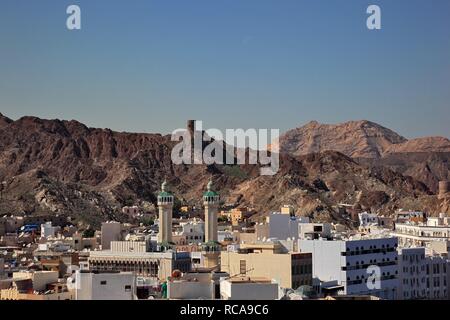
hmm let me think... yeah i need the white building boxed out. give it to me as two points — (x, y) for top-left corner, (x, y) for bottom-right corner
(268, 213), (300, 241)
(424, 250), (449, 300)
(299, 223), (332, 240)
(88, 250), (191, 281)
(358, 212), (378, 226)
(101, 221), (122, 250)
(395, 210), (426, 223)
(393, 213), (450, 247)
(40, 222), (60, 239)
(175, 219), (205, 244)
(398, 247), (427, 300)
(220, 277), (279, 300)
(299, 236), (399, 299)
(266, 211), (331, 241)
(73, 271), (136, 300)
(398, 246), (450, 300)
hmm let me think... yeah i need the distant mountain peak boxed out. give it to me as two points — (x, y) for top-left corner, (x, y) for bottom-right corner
(278, 120), (450, 159)
(279, 120), (407, 158)
(0, 112), (13, 127)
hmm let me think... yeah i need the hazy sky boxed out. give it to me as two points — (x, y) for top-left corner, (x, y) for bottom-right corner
(0, 0), (449, 138)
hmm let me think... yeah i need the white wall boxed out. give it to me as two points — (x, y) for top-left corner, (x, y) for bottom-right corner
(168, 281), (214, 299)
(398, 247), (426, 300)
(269, 213), (299, 240)
(101, 222), (122, 250)
(299, 238), (399, 299)
(75, 272), (135, 300)
(220, 280), (279, 300)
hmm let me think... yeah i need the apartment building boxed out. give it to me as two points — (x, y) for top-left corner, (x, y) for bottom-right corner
(220, 241), (312, 289)
(299, 236), (399, 299)
(101, 221), (122, 250)
(399, 244), (450, 300)
(88, 248), (191, 281)
(398, 247), (427, 300)
(220, 277), (279, 300)
(393, 214), (450, 247)
(424, 252), (450, 299)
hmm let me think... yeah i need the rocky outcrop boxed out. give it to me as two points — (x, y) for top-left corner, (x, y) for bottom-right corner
(276, 120), (407, 158)
(0, 115), (447, 227)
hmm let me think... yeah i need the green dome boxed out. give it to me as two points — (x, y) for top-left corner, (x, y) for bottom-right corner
(204, 191), (219, 197)
(203, 180), (219, 197)
(159, 191), (173, 197)
(158, 180), (173, 198)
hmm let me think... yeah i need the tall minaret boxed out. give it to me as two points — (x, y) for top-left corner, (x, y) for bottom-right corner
(203, 180), (220, 243)
(157, 180), (174, 244)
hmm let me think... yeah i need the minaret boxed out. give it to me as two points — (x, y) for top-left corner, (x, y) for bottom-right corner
(203, 180), (220, 243)
(157, 180), (174, 244)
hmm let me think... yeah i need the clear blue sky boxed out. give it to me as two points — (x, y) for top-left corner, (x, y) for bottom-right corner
(0, 0), (449, 138)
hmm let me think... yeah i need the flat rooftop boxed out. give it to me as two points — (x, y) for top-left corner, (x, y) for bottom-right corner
(226, 277), (273, 284)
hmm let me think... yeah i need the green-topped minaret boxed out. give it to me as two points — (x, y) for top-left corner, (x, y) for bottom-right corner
(157, 180), (174, 244)
(203, 179), (220, 243)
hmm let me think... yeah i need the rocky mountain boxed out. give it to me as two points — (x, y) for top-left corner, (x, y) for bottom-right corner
(277, 120), (450, 192)
(384, 137), (450, 154)
(275, 120), (408, 158)
(0, 114), (448, 227)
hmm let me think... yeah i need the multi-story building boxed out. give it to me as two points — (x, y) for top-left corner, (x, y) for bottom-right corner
(393, 213), (450, 247)
(299, 236), (399, 299)
(358, 212), (394, 231)
(174, 219), (205, 244)
(268, 212), (300, 241)
(358, 212), (378, 226)
(101, 221), (122, 250)
(255, 208), (330, 242)
(424, 251), (449, 300)
(398, 247), (427, 300)
(88, 250), (191, 281)
(395, 210), (427, 224)
(220, 241), (312, 289)
(399, 245), (450, 300)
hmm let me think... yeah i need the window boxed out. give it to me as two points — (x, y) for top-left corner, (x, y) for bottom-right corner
(125, 285), (132, 292)
(239, 260), (246, 275)
(100, 281), (107, 285)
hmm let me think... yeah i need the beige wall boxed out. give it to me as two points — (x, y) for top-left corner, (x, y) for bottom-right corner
(220, 251), (311, 289)
(13, 271), (58, 291)
(0, 287), (73, 300)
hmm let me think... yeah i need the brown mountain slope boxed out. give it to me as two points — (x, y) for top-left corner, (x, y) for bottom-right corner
(277, 120), (450, 192)
(0, 115), (447, 227)
(385, 137), (450, 154)
(276, 120), (407, 158)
